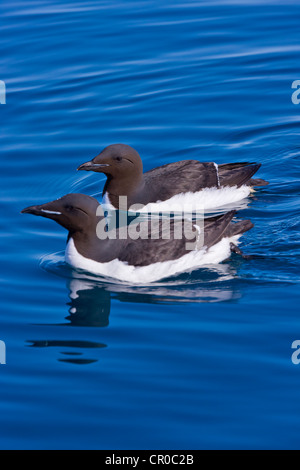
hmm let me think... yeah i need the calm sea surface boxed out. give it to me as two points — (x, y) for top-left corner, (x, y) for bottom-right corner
(1, 0), (300, 449)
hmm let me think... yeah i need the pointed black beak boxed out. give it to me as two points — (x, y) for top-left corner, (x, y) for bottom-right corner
(77, 161), (110, 171)
(21, 203), (62, 218)
(21, 205), (42, 215)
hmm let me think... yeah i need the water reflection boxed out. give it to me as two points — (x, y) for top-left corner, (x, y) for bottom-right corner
(26, 279), (111, 364)
(26, 339), (106, 365)
(41, 251), (241, 305)
(29, 261), (241, 364)
(66, 264), (240, 308)
(67, 279), (111, 327)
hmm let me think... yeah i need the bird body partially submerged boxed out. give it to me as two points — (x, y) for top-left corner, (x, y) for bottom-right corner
(22, 193), (254, 283)
(78, 144), (268, 210)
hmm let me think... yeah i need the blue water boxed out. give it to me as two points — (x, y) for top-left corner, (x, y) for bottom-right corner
(1, 0), (300, 449)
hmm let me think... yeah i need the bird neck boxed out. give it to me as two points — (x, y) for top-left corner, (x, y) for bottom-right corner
(103, 172), (145, 208)
(69, 226), (109, 263)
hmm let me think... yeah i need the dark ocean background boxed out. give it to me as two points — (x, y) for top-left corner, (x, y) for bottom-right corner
(1, 0), (300, 449)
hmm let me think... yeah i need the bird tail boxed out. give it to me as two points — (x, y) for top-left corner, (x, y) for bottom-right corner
(224, 219), (254, 238)
(204, 210), (253, 248)
(249, 178), (269, 186)
(218, 162), (268, 187)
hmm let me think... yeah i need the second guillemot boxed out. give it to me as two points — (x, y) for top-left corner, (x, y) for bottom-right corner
(77, 144), (268, 210)
(21, 193), (254, 284)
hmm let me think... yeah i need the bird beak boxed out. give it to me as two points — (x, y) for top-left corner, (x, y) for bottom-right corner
(21, 201), (62, 218)
(77, 161), (110, 171)
(21, 205), (41, 215)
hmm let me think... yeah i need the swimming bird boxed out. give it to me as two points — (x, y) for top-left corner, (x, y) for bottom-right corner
(77, 144), (268, 211)
(21, 194), (254, 283)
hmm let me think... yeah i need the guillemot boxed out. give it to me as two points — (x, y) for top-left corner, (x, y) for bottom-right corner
(77, 144), (268, 210)
(21, 193), (254, 284)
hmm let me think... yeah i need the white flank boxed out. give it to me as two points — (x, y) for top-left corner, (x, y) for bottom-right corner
(137, 186), (251, 213)
(102, 185), (251, 214)
(65, 235), (241, 285)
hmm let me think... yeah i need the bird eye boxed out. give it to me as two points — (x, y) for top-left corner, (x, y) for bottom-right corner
(115, 156), (122, 162)
(65, 205), (74, 211)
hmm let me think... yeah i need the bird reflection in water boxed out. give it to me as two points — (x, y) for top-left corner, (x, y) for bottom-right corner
(28, 260), (241, 364)
(66, 278), (111, 327)
(27, 279), (111, 364)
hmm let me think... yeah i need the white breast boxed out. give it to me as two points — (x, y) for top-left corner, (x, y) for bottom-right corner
(102, 192), (115, 210)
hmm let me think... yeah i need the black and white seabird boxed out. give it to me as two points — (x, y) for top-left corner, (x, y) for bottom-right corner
(77, 144), (268, 211)
(22, 193), (254, 283)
